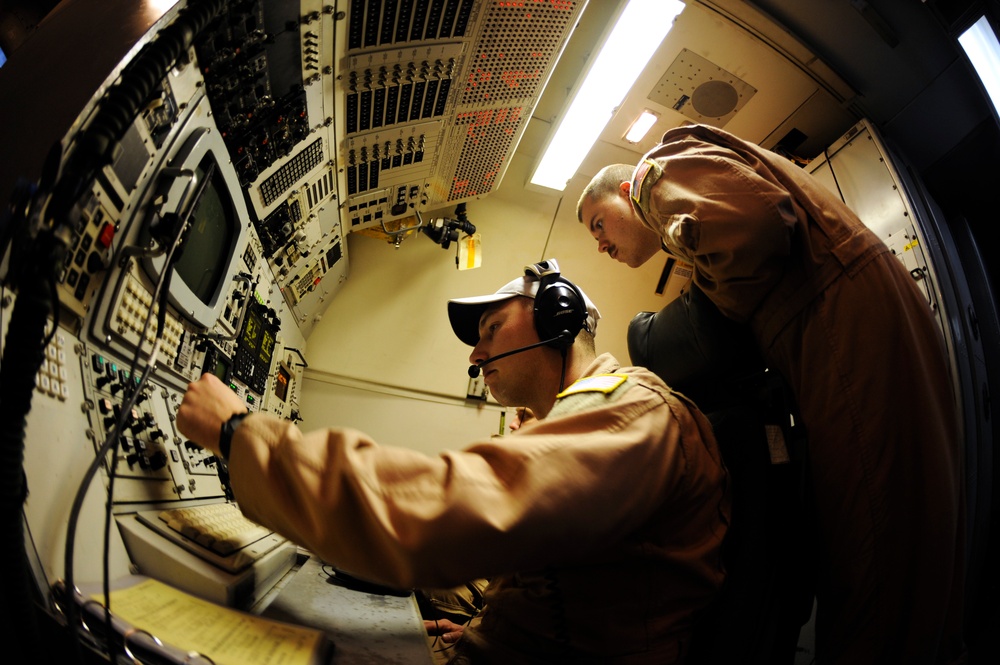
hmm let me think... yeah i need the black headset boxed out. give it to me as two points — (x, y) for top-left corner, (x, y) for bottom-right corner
(525, 259), (589, 349)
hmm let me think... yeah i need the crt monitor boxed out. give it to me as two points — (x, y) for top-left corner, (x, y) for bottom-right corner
(172, 157), (235, 306)
(142, 125), (250, 331)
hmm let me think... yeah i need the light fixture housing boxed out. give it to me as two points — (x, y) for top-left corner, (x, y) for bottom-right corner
(624, 110), (659, 144)
(529, 0), (684, 191)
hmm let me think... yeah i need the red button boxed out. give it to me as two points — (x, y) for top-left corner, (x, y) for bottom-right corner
(98, 222), (115, 248)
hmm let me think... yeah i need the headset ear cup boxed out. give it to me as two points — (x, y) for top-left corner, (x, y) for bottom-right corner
(534, 278), (587, 347)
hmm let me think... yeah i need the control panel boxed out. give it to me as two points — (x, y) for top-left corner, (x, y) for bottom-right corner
(6, 6), (310, 595)
(4, 0), (589, 615)
(80, 348), (226, 504)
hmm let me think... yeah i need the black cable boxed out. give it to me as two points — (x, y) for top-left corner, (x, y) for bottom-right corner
(23, 509), (53, 603)
(56, 4), (227, 648)
(100, 360), (160, 659)
(64, 287), (169, 661)
(1, 283), (5, 370)
(44, 0), (225, 249)
(96, 264), (172, 656)
(90, 272), (166, 657)
(0, 229), (65, 663)
(83, 117), (210, 662)
(430, 609), (477, 655)
(284, 347), (308, 368)
(0, 3), (225, 661)
(43, 272), (59, 349)
(64, 180), (188, 661)
(559, 349), (568, 393)
(100, 438), (122, 660)
(100, 270), (173, 655)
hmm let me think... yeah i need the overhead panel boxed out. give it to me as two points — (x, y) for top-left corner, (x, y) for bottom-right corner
(335, 0), (588, 234)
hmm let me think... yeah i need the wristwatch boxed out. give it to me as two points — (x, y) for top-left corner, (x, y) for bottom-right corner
(219, 411), (250, 461)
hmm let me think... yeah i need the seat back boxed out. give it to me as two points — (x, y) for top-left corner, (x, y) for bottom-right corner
(628, 285), (813, 664)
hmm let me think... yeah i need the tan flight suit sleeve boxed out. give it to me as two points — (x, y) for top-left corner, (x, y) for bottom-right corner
(637, 141), (800, 321)
(224, 377), (708, 591)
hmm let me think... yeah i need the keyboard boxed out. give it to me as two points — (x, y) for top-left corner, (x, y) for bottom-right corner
(118, 503), (297, 607)
(134, 503), (289, 574)
(158, 503), (272, 555)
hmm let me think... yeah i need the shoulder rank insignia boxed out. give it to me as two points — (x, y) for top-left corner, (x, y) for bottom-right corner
(630, 158), (664, 212)
(557, 373), (628, 399)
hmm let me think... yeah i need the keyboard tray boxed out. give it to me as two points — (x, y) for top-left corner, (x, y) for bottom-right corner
(136, 504), (288, 574)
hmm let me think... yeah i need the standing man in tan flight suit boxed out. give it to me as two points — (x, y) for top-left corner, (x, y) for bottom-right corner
(577, 124), (965, 664)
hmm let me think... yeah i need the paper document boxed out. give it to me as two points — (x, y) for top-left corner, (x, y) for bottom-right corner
(94, 577), (331, 665)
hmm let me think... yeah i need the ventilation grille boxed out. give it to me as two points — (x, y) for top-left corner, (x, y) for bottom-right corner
(649, 49), (757, 127)
(259, 138), (324, 207)
(449, 106), (523, 200)
(460, 1), (578, 106)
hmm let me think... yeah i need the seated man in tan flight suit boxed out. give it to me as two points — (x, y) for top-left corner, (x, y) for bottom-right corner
(176, 259), (730, 664)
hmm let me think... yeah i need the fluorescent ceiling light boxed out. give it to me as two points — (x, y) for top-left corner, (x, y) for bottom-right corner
(529, 0), (684, 191)
(959, 15), (1000, 115)
(151, 0), (180, 12)
(624, 110), (659, 143)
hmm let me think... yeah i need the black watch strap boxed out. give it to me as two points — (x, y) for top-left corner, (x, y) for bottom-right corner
(219, 411), (250, 461)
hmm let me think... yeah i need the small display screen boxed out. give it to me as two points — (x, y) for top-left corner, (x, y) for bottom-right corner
(173, 158), (235, 304)
(211, 355), (230, 381)
(274, 366), (290, 402)
(243, 310), (262, 348)
(259, 330), (275, 365)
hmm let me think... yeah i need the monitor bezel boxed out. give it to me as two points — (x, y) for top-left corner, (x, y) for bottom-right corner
(141, 125), (249, 331)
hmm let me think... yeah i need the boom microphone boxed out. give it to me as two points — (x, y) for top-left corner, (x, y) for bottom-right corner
(468, 333), (570, 378)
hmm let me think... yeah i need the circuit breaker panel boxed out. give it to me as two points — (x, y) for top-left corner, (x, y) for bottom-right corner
(334, 0), (587, 236)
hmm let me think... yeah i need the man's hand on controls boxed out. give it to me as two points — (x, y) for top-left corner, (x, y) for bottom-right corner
(177, 373), (248, 456)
